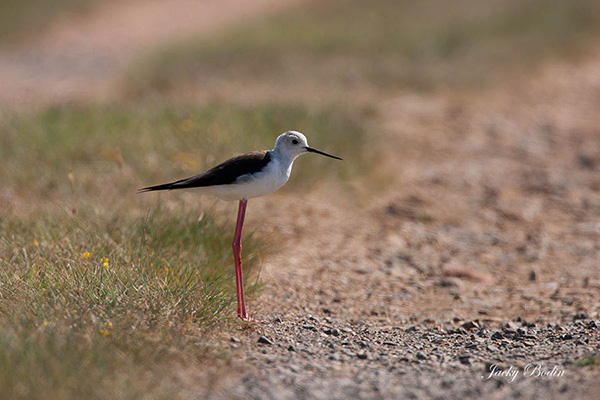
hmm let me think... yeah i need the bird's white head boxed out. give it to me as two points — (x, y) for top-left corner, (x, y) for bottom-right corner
(273, 131), (342, 161)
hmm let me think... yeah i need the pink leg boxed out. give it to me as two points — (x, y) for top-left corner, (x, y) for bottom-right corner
(233, 199), (248, 319)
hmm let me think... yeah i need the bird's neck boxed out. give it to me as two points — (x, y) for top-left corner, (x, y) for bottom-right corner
(270, 150), (296, 173)
(272, 149), (296, 164)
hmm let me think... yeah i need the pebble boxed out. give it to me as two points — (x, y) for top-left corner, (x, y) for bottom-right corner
(458, 354), (471, 364)
(486, 344), (499, 352)
(461, 321), (480, 330)
(258, 336), (272, 345)
(491, 331), (503, 340)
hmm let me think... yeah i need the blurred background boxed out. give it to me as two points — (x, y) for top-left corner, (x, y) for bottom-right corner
(1, 0), (600, 398)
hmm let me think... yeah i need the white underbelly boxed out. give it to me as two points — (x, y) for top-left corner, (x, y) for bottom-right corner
(202, 169), (289, 201)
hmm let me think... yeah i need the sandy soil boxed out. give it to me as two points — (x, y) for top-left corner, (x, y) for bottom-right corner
(221, 54), (600, 399)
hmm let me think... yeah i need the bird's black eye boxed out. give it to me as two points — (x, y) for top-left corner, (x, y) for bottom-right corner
(292, 139), (299, 145)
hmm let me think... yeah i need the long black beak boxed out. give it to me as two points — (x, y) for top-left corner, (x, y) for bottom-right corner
(304, 146), (343, 160)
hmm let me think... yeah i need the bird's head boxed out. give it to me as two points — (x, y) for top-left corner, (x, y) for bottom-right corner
(273, 131), (342, 161)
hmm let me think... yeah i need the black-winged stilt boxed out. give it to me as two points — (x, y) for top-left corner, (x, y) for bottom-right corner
(139, 131), (342, 319)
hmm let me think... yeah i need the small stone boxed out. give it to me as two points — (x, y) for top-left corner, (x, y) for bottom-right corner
(458, 354), (471, 365)
(287, 345), (295, 352)
(491, 331), (503, 340)
(416, 352), (427, 360)
(230, 337), (240, 343)
(577, 154), (596, 170)
(302, 324), (317, 331)
(383, 341), (397, 346)
(461, 321), (480, 330)
(504, 321), (519, 331)
(486, 345), (499, 352)
(529, 270), (536, 281)
(560, 334), (573, 341)
(573, 312), (587, 320)
(257, 336), (272, 345)
(271, 317), (283, 323)
(357, 352), (368, 360)
(331, 328), (341, 337)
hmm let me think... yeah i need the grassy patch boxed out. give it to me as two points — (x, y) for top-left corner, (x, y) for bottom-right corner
(0, 101), (367, 396)
(576, 355), (597, 367)
(123, 0), (600, 96)
(1, 102), (366, 203)
(0, 206), (261, 399)
(0, 0), (95, 46)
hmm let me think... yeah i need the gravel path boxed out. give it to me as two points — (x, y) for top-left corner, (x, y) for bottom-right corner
(227, 317), (598, 399)
(219, 54), (600, 399)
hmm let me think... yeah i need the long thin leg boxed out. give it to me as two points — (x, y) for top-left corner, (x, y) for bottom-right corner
(233, 199), (248, 319)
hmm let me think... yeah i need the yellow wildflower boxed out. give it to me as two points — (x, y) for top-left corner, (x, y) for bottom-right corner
(81, 252), (91, 259)
(42, 321), (48, 327)
(99, 329), (110, 337)
(107, 321), (113, 328)
(163, 267), (170, 274)
(33, 240), (39, 247)
(180, 119), (195, 132)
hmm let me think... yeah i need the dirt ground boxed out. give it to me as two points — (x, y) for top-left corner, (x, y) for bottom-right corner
(220, 53), (600, 399)
(2, 1), (599, 399)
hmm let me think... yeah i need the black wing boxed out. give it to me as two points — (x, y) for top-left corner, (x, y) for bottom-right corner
(138, 151), (271, 193)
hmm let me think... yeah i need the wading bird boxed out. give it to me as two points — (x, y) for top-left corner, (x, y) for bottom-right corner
(138, 131), (342, 319)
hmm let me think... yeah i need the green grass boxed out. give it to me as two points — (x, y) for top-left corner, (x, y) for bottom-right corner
(1, 102), (366, 200)
(0, 0), (96, 47)
(576, 355), (597, 367)
(0, 205), (261, 399)
(123, 0), (600, 96)
(0, 101), (367, 397)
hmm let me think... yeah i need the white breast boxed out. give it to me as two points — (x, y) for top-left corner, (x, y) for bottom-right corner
(203, 156), (293, 201)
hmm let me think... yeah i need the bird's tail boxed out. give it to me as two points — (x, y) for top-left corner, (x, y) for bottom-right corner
(137, 182), (178, 194)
